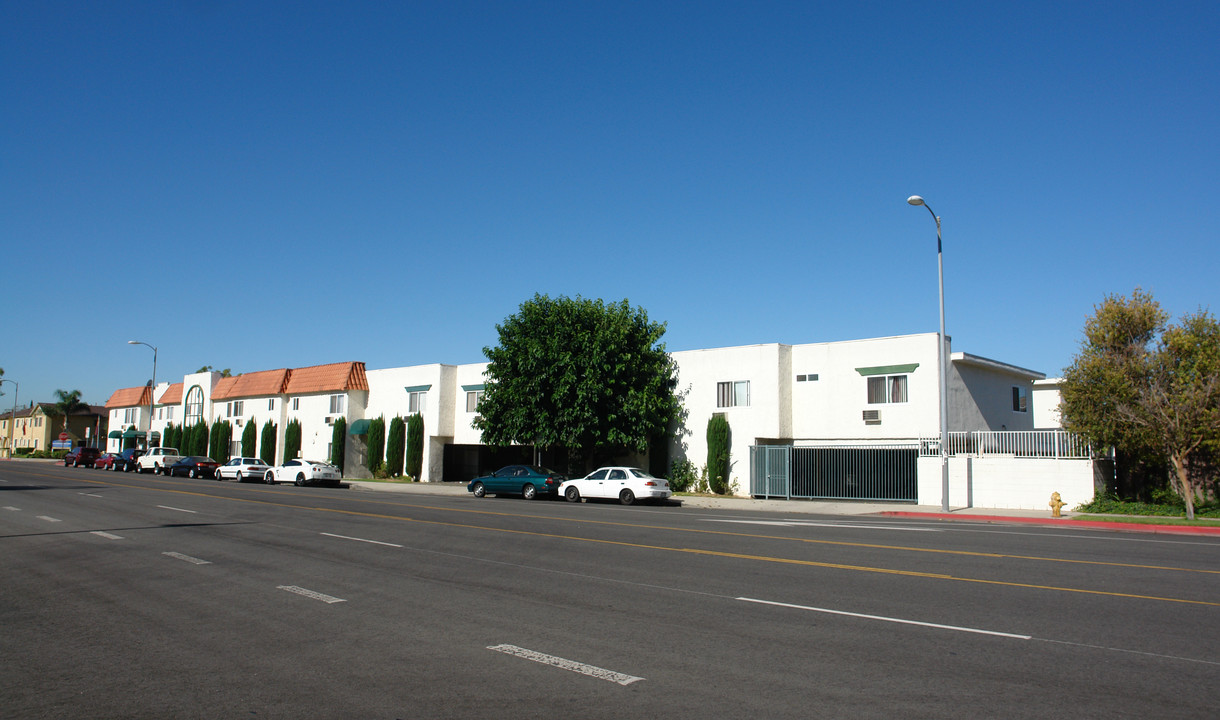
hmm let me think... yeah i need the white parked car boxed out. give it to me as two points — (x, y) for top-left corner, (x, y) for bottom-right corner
(216, 457), (271, 483)
(559, 467), (672, 505)
(264, 459), (342, 487)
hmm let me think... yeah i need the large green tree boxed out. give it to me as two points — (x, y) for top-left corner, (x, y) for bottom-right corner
(406, 413), (424, 480)
(284, 419), (302, 461)
(475, 294), (680, 470)
(260, 421), (277, 465)
(1062, 290), (1220, 519)
(51, 389), (87, 433)
(242, 420), (257, 457)
(330, 417), (346, 473)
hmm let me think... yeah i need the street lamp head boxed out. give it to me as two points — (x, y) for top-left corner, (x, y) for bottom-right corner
(907, 195), (925, 206)
(128, 340), (139, 345)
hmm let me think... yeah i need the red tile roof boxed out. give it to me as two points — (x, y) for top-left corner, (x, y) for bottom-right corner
(105, 386), (151, 408)
(211, 369), (291, 400)
(156, 383), (184, 405)
(284, 362), (368, 395)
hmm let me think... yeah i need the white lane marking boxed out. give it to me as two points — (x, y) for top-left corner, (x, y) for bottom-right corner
(278, 585), (346, 604)
(36, 515), (62, 523)
(739, 597), (1032, 639)
(92, 531), (123, 540)
(3, 506), (20, 511)
(321, 532), (403, 547)
(79, 492), (104, 497)
(487, 644), (644, 686)
(705, 519), (937, 531)
(157, 505), (197, 514)
(163, 552), (211, 565)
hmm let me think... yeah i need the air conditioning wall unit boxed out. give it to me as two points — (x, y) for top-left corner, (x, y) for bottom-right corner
(235, 418), (243, 426)
(862, 409), (881, 425)
(325, 416), (335, 425)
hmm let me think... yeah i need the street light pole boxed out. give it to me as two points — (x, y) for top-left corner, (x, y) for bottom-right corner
(907, 195), (951, 513)
(128, 341), (158, 450)
(0, 379), (16, 458)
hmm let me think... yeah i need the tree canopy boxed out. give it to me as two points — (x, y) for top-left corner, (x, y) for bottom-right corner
(1061, 289), (1220, 519)
(475, 294), (680, 468)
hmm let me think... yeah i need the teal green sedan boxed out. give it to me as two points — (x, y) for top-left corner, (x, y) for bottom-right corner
(467, 465), (567, 500)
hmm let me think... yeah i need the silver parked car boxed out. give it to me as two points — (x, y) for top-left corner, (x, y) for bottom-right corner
(216, 457), (271, 483)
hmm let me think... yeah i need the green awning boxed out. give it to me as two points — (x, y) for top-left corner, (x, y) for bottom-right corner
(348, 418), (371, 435)
(121, 428), (146, 439)
(855, 363), (920, 376)
(108, 430), (122, 439)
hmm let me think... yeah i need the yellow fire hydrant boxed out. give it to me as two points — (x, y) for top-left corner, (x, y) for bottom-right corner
(1049, 491), (1065, 518)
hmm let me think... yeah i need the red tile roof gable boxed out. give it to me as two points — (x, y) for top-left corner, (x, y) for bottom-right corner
(284, 362), (368, 395)
(211, 369), (291, 400)
(105, 386), (151, 408)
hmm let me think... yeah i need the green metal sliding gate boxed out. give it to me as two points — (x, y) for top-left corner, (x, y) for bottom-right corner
(750, 445), (918, 502)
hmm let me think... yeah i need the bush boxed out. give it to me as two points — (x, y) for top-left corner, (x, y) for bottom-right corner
(667, 458), (699, 493)
(406, 413), (424, 480)
(330, 417), (346, 473)
(1074, 492), (1220, 518)
(284, 419), (302, 461)
(366, 416), (385, 474)
(706, 415), (731, 495)
(260, 421), (277, 465)
(242, 420), (257, 458)
(386, 416), (405, 477)
(209, 420), (231, 463)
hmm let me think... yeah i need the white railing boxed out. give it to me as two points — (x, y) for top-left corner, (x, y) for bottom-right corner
(919, 430), (1090, 459)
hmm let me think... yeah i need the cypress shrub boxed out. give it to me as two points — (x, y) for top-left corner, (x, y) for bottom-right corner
(386, 416), (405, 477)
(191, 420), (209, 457)
(330, 417), (346, 473)
(366, 416), (385, 473)
(284, 419), (302, 461)
(241, 420), (256, 458)
(260, 421), (277, 465)
(706, 415), (731, 495)
(406, 413), (424, 480)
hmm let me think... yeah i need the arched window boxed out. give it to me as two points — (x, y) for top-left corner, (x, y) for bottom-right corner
(185, 385), (204, 427)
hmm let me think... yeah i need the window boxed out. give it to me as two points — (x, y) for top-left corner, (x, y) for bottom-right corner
(796, 374), (819, 382)
(268, 399), (275, 411)
(158, 408), (163, 420)
(224, 400), (244, 417)
(167, 406), (174, 420)
(867, 375), (908, 404)
(292, 398), (299, 411)
(185, 386), (204, 426)
(466, 390), (484, 413)
(1012, 386), (1028, 413)
(716, 381), (750, 408)
(124, 408), (136, 424)
(409, 391), (427, 414)
(329, 394), (345, 414)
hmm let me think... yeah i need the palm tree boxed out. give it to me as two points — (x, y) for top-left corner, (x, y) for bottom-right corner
(53, 389), (86, 433)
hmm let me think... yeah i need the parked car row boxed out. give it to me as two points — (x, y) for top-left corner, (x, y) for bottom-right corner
(466, 465), (672, 505)
(62, 450), (341, 487)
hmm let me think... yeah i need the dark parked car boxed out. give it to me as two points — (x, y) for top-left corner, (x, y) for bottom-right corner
(64, 447), (102, 467)
(467, 465), (567, 500)
(166, 456), (220, 479)
(116, 448), (146, 472)
(93, 453), (123, 471)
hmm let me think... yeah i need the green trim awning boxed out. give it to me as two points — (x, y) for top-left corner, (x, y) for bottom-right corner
(108, 430), (123, 439)
(404, 384), (432, 393)
(121, 428), (146, 439)
(461, 384), (485, 392)
(856, 363), (920, 377)
(348, 419), (371, 435)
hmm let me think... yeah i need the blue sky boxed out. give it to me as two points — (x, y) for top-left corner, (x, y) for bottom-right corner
(3, 1), (1218, 408)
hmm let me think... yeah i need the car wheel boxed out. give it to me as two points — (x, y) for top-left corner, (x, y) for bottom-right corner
(471, 481), (486, 498)
(295, 473), (306, 486)
(265, 471), (275, 485)
(522, 483), (537, 501)
(565, 485), (581, 503)
(154, 464), (162, 475)
(72, 460), (79, 467)
(188, 468), (197, 479)
(619, 489), (636, 506)
(235, 471), (243, 482)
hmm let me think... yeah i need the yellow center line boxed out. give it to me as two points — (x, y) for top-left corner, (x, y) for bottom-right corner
(53, 473), (1220, 608)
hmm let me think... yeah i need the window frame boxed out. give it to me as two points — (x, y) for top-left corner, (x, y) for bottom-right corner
(716, 380), (750, 408)
(866, 374), (909, 404)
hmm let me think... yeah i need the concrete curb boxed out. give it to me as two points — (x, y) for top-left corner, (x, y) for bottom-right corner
(879, 511), (1220, 536)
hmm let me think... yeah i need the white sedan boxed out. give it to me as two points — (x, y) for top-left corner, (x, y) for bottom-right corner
(264, 459), (342, 487)
(559, 467), (672, 505)
(215, 457), (271, 483)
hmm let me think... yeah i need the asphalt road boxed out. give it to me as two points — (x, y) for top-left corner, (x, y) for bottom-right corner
(3, 462), (1218, 719)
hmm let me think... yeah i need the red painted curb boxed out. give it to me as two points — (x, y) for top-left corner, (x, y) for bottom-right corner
(878, 511), (1220, 536)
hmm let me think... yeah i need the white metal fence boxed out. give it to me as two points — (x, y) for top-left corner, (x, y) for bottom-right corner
(919, 430), (1090, 460)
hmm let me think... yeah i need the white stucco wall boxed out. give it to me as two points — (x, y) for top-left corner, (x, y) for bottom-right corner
(363, 364), (456, 481)
(1033, 378), (1064, 429)
(918, 455), (1093, 509)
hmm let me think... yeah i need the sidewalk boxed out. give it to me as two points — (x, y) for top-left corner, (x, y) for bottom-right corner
(346, 480), (1220, 537)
